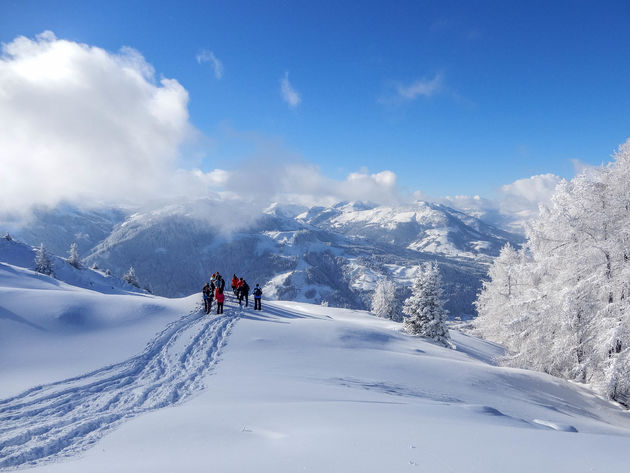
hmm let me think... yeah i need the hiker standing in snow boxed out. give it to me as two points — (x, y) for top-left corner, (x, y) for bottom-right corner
(209, 274), (216, 309)
(216, 273), (226, 292)
(216, 287), (225, 314)
(238, 278), (250, 307)
(231, 274), (239, 296)
(202, 282), (211, 314)
(253, 284), (262, 310)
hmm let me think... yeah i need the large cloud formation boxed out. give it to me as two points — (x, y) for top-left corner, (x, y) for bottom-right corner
(0, 32), (560, 234)
(0, 32), (401, 225)
(0, 31), (193, 217)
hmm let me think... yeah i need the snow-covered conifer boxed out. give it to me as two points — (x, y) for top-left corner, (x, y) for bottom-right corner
(34, 243), (54, 276)
(67, 242), (81, 269)
(474, 243), (531, 347)
(402, 262), (451, 347)
(123, 266), (140, 288)
(371, 278), (400, 321)
(475, 139), (630, 404)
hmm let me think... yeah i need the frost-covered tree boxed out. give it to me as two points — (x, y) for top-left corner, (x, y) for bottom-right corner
(67, 242), (81, 269)
(371, 278), (400, 321)
(123, 266), (140, 288)
(34, 243), (54, 276)
(475, 140), (630, 405)
(402, 262), (451, 347)
(474, 243), (521, 341)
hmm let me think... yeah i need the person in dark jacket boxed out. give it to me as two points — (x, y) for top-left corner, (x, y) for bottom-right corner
(209, 276), (215, 308)
(202, 282), (211, 314)
(238, 278), (250, 307)
(253, 284), (262, 310)
(216, 273), (226, 292)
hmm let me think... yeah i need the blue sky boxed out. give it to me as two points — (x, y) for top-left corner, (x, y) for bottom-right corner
(2, 0), (630, 199)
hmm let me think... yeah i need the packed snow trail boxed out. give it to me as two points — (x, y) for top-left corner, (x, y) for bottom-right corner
(0, 304), (237, 469)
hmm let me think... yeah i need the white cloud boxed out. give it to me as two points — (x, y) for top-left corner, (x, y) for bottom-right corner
(396, 73), (443, 100)
(443, 174), (563, 234)
(498, 173), (562, 206)
(280, 71), (301, 108)
(570, 158), (602, 177)
(196, 49), (223, 79)
(201, 157), (402, 211)
(0, 30), (401, 231)
(0, 31), (198, 219)
(0, 32), (570, 237)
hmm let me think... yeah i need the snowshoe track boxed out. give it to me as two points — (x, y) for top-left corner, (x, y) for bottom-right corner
(0, 306), (237, 469)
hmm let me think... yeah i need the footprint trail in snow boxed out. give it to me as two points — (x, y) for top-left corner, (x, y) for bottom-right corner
(0, 305), (237, 469)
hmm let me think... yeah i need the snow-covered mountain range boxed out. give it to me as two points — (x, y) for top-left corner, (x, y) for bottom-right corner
(7, 200), (523, 317)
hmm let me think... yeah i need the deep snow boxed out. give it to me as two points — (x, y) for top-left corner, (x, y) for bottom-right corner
(1, 254), (630, 471)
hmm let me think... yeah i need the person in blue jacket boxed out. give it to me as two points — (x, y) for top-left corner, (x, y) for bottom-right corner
(253, 284), (263, 310)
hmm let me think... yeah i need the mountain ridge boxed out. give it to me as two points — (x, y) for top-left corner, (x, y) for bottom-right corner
(7, 200), (523, 317)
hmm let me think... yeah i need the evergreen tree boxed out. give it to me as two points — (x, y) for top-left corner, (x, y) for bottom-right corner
(67, 242), (81, 269)
(123, 266), (140, 288)
(402, 262), (452, 348)
(34, 243), (54, 276)
(371, 278), (400, 321)
(475, 140), (630, 405)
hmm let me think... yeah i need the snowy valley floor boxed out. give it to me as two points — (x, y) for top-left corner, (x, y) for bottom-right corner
(2, 265), (630, 472)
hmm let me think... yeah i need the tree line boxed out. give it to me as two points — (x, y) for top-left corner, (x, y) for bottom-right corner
(474, 141), (630, 406)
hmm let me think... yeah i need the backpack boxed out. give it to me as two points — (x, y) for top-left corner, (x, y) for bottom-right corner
(253, 287), (262, 298)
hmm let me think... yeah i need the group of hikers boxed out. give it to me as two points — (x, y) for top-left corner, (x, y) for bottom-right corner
(202, 272), (263, 315)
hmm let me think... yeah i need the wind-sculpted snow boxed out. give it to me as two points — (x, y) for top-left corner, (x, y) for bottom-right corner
(0, 306), (237, 469)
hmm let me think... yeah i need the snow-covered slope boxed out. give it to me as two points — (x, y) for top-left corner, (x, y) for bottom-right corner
(1, 257), (629, 471)
(8, 200), (522, 317)
(0, 237), (142, 294)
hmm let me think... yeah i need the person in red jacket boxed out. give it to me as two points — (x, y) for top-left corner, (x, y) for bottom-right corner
(231, 274), (239, 295)
(216, 287), (225, 314)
